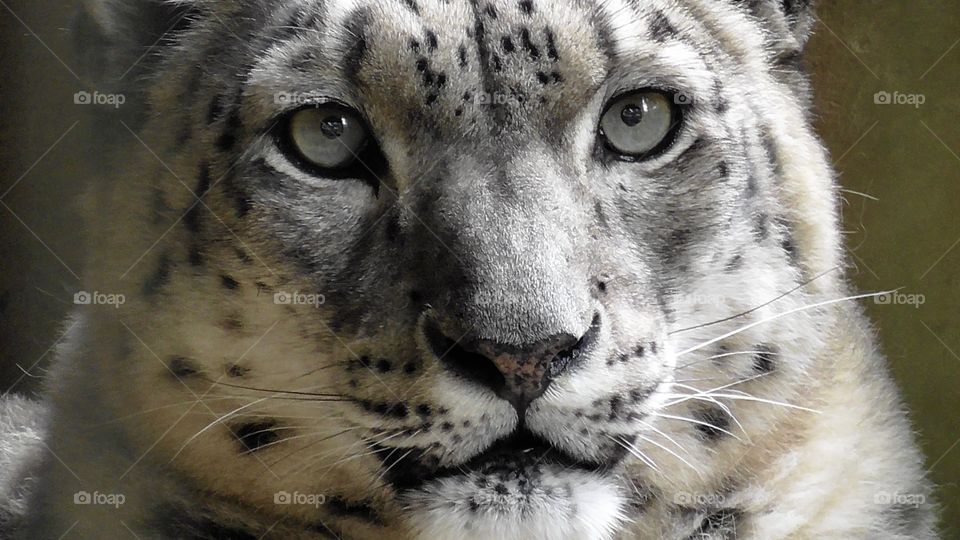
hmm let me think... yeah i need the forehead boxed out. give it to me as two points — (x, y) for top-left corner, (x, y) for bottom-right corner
(244, 0), (724, 130)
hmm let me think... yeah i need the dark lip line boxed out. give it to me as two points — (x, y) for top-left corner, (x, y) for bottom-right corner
(379, 428), (611, 492)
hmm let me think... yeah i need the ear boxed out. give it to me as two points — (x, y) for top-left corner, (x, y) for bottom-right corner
(737, 0), (817, 52)
(71, 0), (197, 92)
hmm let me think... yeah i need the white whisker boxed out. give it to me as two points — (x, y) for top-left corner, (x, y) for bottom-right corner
(650, 412), (742, 441)
(605, 434), (659, 472)
(171, 397), (271, 461)
(677, 290), (896, 356)
(636, 433), (702, 477)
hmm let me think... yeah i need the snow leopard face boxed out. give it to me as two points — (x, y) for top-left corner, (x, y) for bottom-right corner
(69, 0), (848, 538)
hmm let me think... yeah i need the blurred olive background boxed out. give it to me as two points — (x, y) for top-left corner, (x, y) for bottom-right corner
(1, 1), (958, 534)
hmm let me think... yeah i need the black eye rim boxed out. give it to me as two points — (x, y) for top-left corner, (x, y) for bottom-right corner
(273, 102), (388, 186)
(597, 88), (687, 163)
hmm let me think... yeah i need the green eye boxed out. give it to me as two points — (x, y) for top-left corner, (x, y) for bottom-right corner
(285, 105), (369, 169)
(599, 91), (679, 158)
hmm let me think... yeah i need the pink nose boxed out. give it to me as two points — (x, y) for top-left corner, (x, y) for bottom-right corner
(470, 335), (580, 410)
(426, 317), (598, 415)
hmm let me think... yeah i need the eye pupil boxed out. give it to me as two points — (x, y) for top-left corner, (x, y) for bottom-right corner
(620, 104), (644, 127)
(283, 105), (371, 172)
(320, 116), (345, 139)
(600, 91), (677, 159)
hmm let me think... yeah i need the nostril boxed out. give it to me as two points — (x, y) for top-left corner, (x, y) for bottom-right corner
(424, 313), (601, 412)
(550, 312), (601, 378)
(424, 320), (506, 393)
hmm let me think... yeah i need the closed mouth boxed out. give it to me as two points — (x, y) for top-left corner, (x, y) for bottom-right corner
(376, 428), (608, 492)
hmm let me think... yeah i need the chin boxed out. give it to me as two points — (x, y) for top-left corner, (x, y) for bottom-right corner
(396, 432), (629, 540)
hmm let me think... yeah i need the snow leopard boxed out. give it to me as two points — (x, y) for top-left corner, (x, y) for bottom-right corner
(1, 0), (938, 538)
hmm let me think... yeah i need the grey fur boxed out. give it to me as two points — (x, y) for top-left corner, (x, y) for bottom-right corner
(2, 0), (936, 538)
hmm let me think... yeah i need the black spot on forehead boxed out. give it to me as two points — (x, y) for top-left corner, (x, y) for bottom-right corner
(648, 10), (678, 41)
(519, 27), (540, 59)
(425, 29), (439, 50)
(544, 28), (560, 61)
(717, 161), (729, 180)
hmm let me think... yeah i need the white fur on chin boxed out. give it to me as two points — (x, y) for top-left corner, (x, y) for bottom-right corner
(402, 468), (627, 540)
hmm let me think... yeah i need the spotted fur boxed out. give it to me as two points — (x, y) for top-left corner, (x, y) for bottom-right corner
(3, 0), (936, 538)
